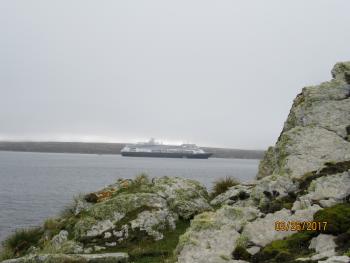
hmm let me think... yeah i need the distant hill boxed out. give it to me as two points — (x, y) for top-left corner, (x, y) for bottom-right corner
(0, 141), (264, 159)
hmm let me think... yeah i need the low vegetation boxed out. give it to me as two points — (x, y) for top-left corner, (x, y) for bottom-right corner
(107, 220), (190, 263)
(251, 231), (317, 263)
(210, 177), (240, 199)
(0, 227), (43, 260)
(313, 203), (350, 235)
(259, 192), (296, 214)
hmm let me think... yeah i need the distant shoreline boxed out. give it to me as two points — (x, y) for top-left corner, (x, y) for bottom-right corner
(0, 141), (264, 159)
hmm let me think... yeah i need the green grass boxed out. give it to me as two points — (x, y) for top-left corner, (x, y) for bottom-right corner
(0, 227), (43, 260)
(251, 231), (317, 263)
(313, 203), (350, 235)
(210, 177), (240, 199)
(105, 219), (190, 263)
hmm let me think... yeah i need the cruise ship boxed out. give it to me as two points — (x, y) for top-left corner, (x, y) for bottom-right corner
(120, 139), (212, 159)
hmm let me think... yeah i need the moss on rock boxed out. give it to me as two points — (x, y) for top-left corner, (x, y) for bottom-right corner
(251, 231), (317, 263)
(313, 203), (350, 235)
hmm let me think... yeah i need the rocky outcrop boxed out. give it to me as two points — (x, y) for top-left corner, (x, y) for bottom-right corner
(258, 62), (350, 180)
(176, 62), (350, 263)
(1, 61), (350, 263)
(175, 205), (260, 263)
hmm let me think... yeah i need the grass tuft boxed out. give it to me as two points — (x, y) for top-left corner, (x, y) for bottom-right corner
(210, 177), (240, 199)
(0, 227), (43, 259)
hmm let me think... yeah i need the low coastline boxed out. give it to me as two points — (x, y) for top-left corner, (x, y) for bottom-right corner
(0, 142), (264, 159)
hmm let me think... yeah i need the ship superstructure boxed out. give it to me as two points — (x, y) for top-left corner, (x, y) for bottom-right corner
(121, 139), (212, 159)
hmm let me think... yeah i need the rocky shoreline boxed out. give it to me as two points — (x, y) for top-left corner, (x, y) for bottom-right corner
(1, 61), (350, 263)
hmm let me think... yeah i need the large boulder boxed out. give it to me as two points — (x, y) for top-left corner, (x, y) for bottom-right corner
(258, 62), (350, 180)
(241, 205), (321, 247)
(175, 205), (260, 263)
(70, 176), (210, 247)
(292, 171), (350, 210)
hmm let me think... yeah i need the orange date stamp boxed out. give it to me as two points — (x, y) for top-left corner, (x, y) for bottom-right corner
(274, 221), (328, 231)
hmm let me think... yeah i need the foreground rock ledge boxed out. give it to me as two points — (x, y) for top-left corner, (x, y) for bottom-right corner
(1, 253), (129, 263)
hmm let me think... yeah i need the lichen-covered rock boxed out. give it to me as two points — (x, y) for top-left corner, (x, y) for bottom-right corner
(257, 63), (350, 180)
(318, 255), (350, 263)
(242, 205), (321, 247)
(130, 208), (177, 240)
(175, 206), (259, 263)
(293, 171), (350, 210)
(51, 230), (68, 248)
(331, 61), (350, 83)
(309, 234), (337, 260)
(74, 193), (170, 241)
(153, 177), (211, 219)
(257, 146), (277, 179)
(272, 126), (350, 179)
(251, 173), (297, 200)
(1, 253), (129, 263)
(210, 184), (254, 207)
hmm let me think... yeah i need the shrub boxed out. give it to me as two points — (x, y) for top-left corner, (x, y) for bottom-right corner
(313, 203), (350, 235)
(134, 173), (150, 185)
(1, 227), (43, 258)
(211, 177), (240, 198)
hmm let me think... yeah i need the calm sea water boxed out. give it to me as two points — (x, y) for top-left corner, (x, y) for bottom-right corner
(0, 151), (259, 241)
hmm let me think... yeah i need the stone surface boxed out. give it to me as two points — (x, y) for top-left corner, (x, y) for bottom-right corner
(275, 126), (350, 179)
(210, 184), (254, 206)
(309, 234), (337, 260)
(257, 64), (350, 180)
(153, 177), (211, 219)
(72, 177), (210, 244)
(246, 246), (260, 255)
(175, 205), (259, 263)
(318, 255), (350, 263)
(293, 171), (350, 210)
(51, 230), (68, 248)
(1, 253), (129, 263)
(242, 205), (321, 247)
(175, 206), (255, 263)
(130, 208), (177, 240)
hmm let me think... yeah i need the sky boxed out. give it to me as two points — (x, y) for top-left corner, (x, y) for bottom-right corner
(0, 1), (350, 149)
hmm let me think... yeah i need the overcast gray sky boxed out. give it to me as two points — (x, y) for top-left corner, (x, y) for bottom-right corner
(0, 1), (349, 149)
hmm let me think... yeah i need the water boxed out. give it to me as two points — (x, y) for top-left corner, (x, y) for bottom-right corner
(0, 151), (259, 241)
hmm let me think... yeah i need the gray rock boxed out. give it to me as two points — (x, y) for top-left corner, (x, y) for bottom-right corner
(51, 230), (68, 248)
(105, 242), (117, 247)
(1, 253), (129, 263)
(293, 172), (350, 209)
(318, 256), (350, 263)
(242, 205), (321, 247)
(309, 234), (337, 260)
(257, 63), (350, 180)
(331, 61), (350, 83)
(74, 199), (92, 215)
(130, 208), (177, 240)
(176, 206), (259, 263)
(210, 184), (253, 206)
(246, 246), (260, 255)
(153, 177), (211, 219)
(86, 220), (114, 237)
